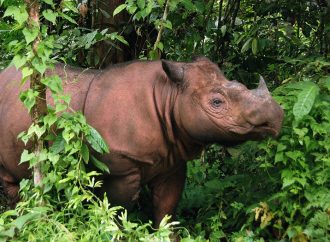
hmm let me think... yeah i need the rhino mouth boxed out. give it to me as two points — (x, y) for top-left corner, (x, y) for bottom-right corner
(228, 122), (279, 139)
(252, 123), (279, 137)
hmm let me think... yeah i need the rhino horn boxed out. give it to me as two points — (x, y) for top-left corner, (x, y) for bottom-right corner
(252, 76), (270, 97)
(258, 76), (270, 94)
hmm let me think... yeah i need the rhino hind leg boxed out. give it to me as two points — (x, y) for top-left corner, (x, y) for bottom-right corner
(0, 166), (20, 207)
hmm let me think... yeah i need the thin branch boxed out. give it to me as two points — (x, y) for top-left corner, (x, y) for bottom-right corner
(153, 0), (170, 57)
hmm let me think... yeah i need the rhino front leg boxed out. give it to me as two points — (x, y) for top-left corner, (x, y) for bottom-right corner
(149, 163), (187, 227)
(98, 154), (141, 210)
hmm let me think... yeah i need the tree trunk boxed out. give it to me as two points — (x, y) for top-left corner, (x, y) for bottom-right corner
(25, 0), (47, 188)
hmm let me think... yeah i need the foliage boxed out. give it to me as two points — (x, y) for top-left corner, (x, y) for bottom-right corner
(0, 0), (176, 240)
(1, 0), (330, 241)
(175, 75), (330, 241)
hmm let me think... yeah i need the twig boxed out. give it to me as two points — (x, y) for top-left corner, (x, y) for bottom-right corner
(153, 0), (170, 57)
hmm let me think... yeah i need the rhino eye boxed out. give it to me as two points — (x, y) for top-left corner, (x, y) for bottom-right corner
(211, 98), (223, 108)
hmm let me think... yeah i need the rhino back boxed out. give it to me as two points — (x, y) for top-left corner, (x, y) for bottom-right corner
(84, 61), (170, 167)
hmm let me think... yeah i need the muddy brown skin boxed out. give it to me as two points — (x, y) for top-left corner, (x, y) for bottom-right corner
(0, 57), (283, 226)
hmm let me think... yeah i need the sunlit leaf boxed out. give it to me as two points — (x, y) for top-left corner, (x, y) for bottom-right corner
(4, 5), (28, 25)
(22, 27), (39, 45)
(113, 4), (127, 16)
(293, 82), (320, 120)
(42, 9), (58, 24)
(12, 55), (27, 69)
(20, 149), (35, 163)
(86, 126), (109, 154)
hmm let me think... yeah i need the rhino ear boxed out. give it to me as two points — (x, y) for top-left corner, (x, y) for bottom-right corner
(161, 60), (184, 83)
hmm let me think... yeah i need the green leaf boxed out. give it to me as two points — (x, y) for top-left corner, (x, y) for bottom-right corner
(31, 57), (47, 74)
(12, 55), (27, 69)
(34, 124), (46, 138)
(1, 227), (15, 238)
(293, 82), (320, 120)
(81, 143), (89, 163)
(43, 113), (57, 127)
(91, 155), (109, 173)
(181, 0), (195, 11)
(4, 5), (28, 25)
(86, 126), (109, 154)
(80, 30), (98, 49)
(19, 89), (38, 112)
(59, 13), (77, 25)
(55, 103), (67, 113)
(20, 149), (35, 163)
(21, 67), (33, 81)
(41, 0), (55, 7)
(113, 4), (127, 16)
(113, 34), (128, 45)
(22, 27), (39, 45)
(251, 38), (258, 55)
(42, 9), (58, 25)
(50, 134), (65, 154)
(162, 20), (172, 30)
(41, 75), (63, 94)
(323, 76), (330, 91)
(12, 213), (40, 230)
(156, 41), (164, 51)
(221, 25), (227, 37)
(137, 0), (145, 9)
(241, 38), (252, 53)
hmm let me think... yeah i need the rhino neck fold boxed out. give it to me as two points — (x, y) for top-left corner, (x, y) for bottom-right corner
(153, 77), (204, 162)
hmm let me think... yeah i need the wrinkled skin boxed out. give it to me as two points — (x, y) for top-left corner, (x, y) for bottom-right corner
(0, 57), (283, 226)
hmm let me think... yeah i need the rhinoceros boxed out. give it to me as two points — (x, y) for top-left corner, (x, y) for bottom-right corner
(0, 57), (283, 225)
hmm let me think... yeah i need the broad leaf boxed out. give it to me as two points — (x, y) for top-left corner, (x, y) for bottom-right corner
(31, 57), (47, 74)
(91, 155), (110, 173)
(86, 126), (109, 154)
(50, 134), (65, 154)
(21, 67), (33, 82)
(19, 89), (38, 112)
(41, 0), (55, 7)
(12, 55), (27, 69)
(20, 149), (35, 163)
(81, 143), (90, 163)
(4, 5), (28, 25)
(41, 75), (63, 94)
(59, 13), (77, 24)
(12, 213), (41, 230)
(42, 9), (58, 25)
(293, 82), (320, 120)
(22, 27), (39, 45)
(113, 4), (127, 16)
(241, 38), (252, 53)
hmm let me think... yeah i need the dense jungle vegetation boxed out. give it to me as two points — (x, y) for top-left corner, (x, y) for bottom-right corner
(0, 0), (329, 241)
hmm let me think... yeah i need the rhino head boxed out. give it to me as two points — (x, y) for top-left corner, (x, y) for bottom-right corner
(162, 57), (284, 146)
